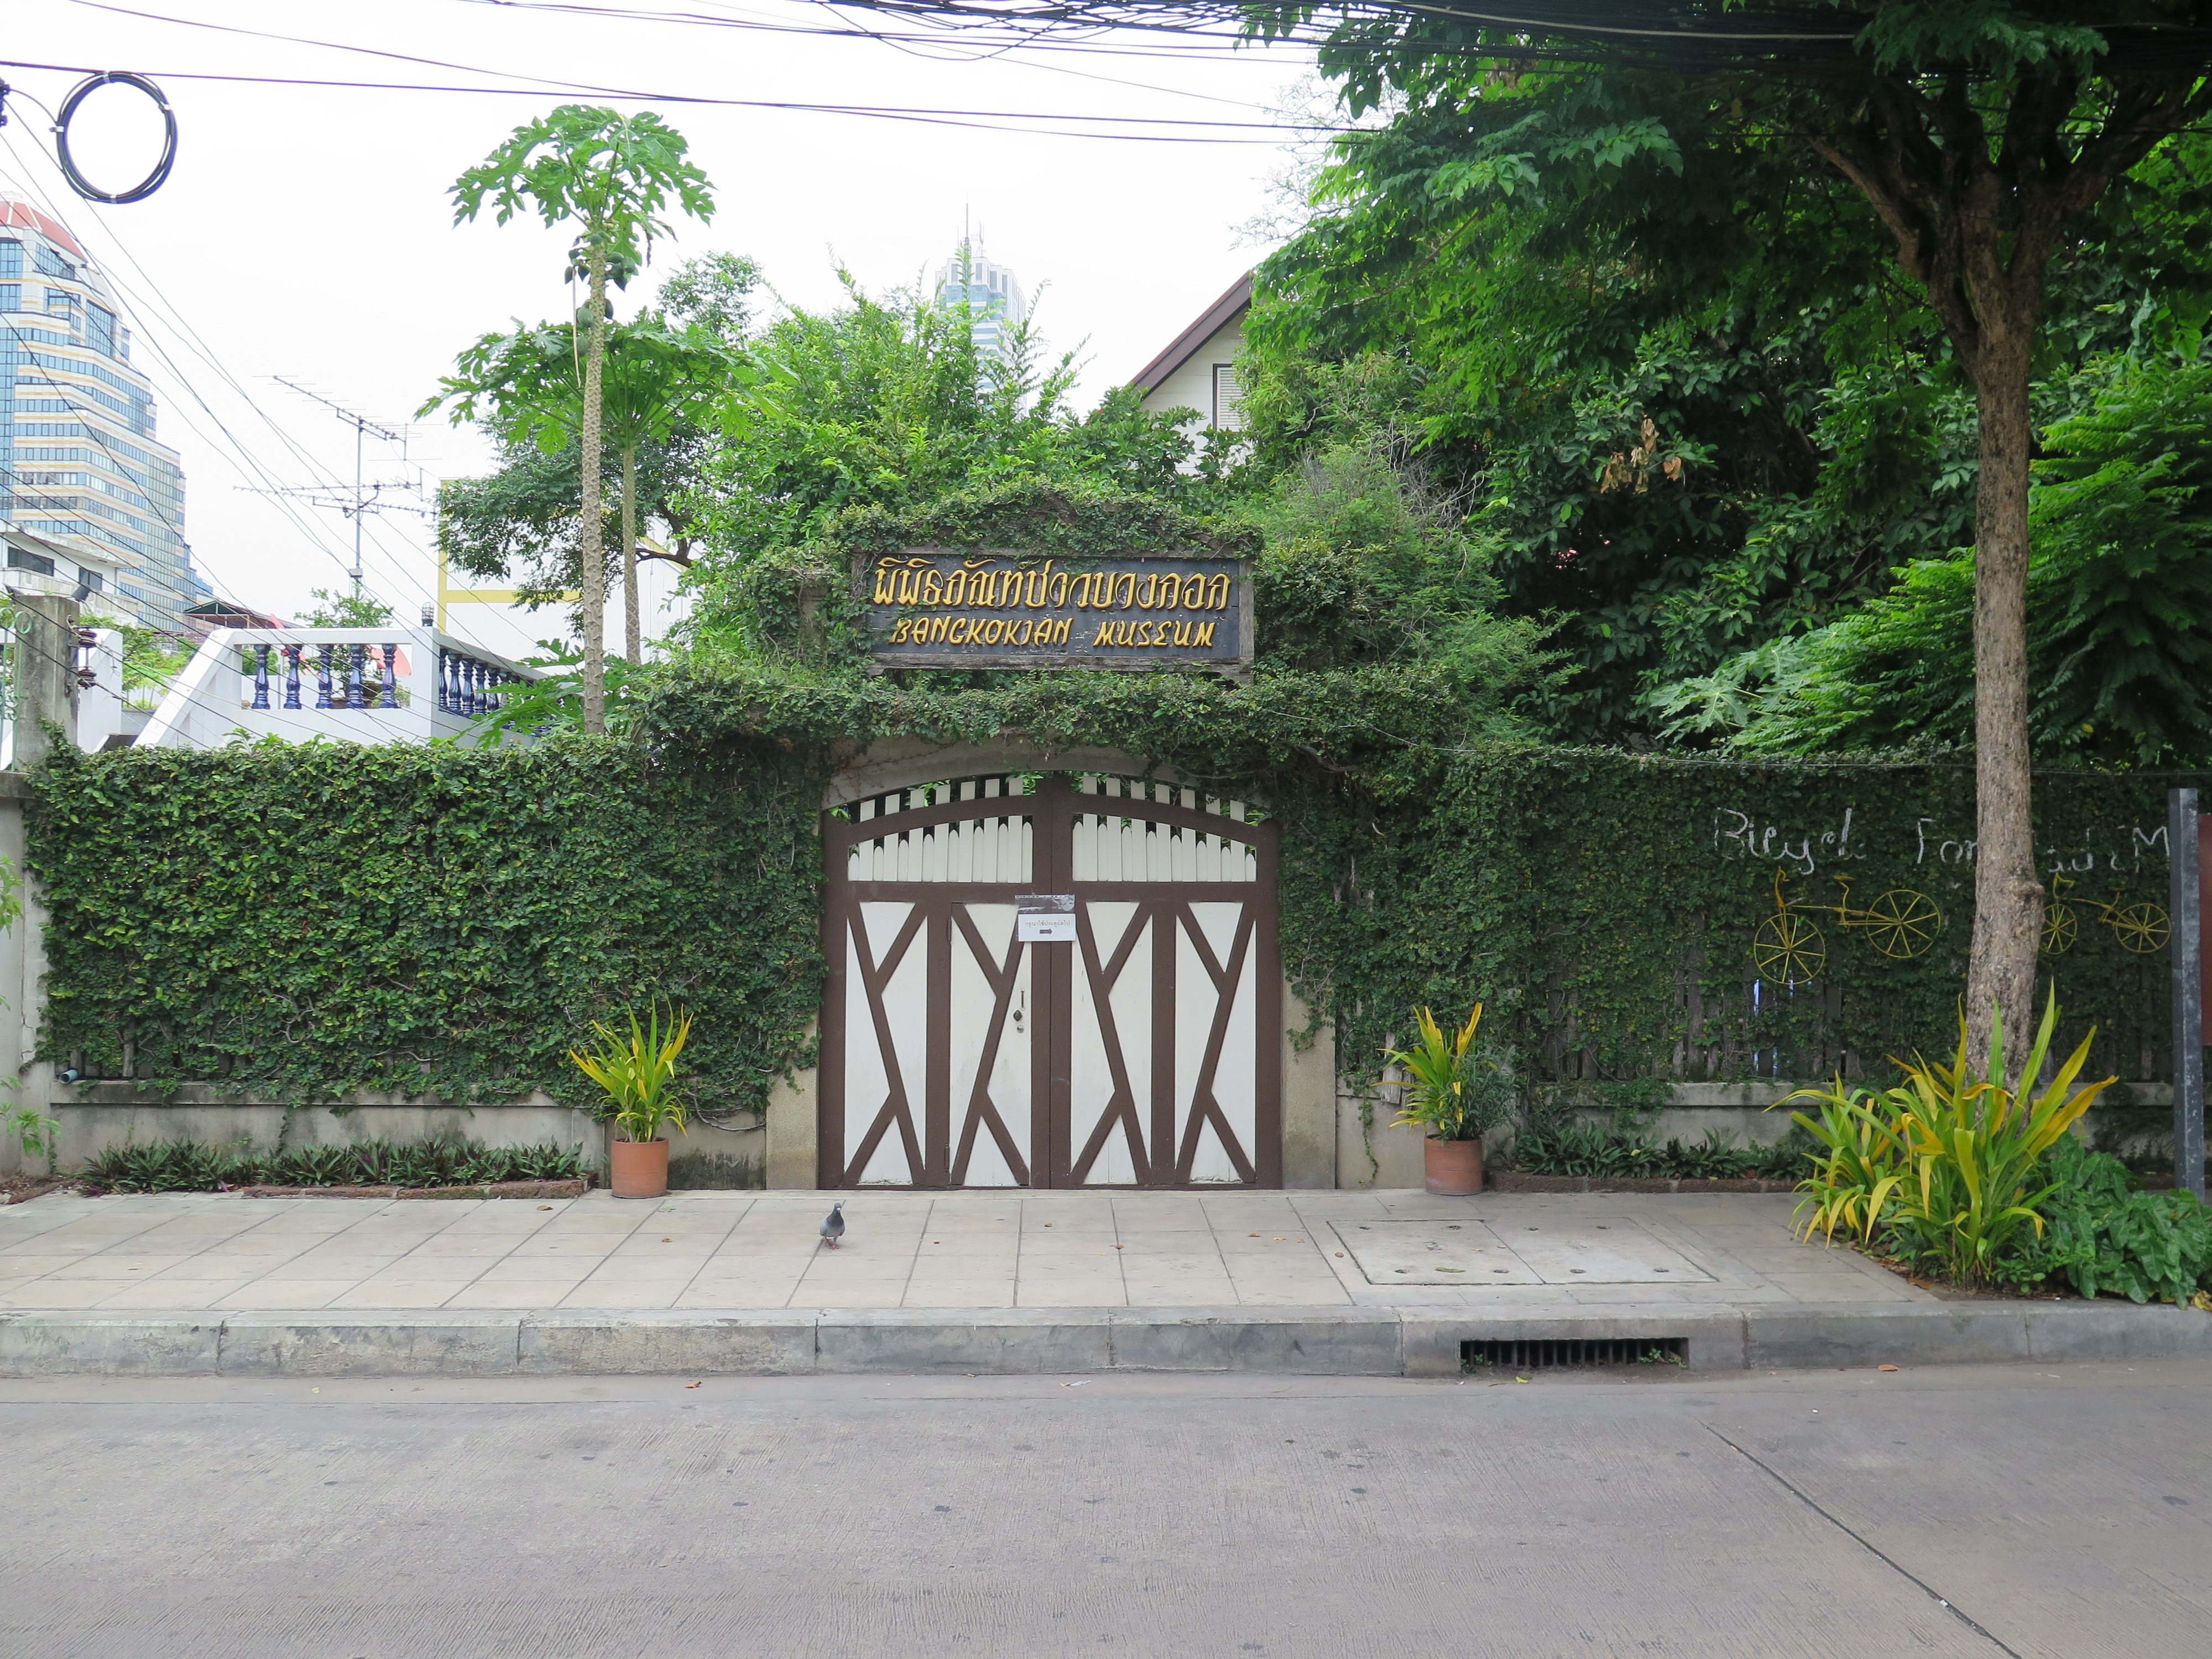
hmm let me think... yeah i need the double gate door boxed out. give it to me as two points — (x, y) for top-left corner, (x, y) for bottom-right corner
(820, 773), (1281, 1188)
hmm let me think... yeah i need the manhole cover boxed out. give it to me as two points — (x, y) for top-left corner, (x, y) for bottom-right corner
(1330, 1219), (1712, 1286)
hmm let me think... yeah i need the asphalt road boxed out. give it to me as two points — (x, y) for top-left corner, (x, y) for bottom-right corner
(2, 1359), (2205, 1658)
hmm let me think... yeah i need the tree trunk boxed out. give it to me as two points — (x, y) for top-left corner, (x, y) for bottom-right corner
(1964, 325), (2043, 1071)
(622, 446), (641, 665)
(578, 247), (608, 736)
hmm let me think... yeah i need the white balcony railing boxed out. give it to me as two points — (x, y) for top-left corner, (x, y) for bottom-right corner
(135, 627), (546, 750)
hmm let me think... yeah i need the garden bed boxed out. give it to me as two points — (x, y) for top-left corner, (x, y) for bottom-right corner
(1487, 1170), (1798, 1194)
(234, 1178), (591, 1201)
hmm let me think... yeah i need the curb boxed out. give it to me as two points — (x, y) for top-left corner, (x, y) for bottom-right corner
(2, 1300), (2208, 1378)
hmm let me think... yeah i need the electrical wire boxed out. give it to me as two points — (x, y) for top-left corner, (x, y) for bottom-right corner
(0, 129), (452, 626)
(0, 133), (467, 640)
(0, 53), (1346, 144)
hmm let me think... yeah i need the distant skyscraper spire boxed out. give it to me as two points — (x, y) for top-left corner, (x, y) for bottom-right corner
(934, 232), (1026, 366)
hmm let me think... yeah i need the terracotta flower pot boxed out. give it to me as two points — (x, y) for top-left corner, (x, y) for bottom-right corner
(608, 1138), (670, 1200)
(1425, 1136), (1483, 1196)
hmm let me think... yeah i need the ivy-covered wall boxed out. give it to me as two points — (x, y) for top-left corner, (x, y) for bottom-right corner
(30, 477), (2203, 1112)
(30, 743), (824, 1112)
(30, 707), (2197, 1112)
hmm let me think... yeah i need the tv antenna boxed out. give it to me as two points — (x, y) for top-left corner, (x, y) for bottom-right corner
(238, 379), (429, 597)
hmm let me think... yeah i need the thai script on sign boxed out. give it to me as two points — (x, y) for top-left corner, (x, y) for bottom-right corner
(867, 551), (1245, 667)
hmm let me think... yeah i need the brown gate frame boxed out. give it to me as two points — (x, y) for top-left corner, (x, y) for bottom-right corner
(818, 774), (1282, 1189)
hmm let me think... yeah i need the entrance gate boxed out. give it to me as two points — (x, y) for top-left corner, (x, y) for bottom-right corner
(819, 774), (1281, 1188)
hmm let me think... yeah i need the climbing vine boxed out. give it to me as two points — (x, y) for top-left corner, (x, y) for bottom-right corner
(28, 481), (2206, 1109)
(30, 741), (823, 1112)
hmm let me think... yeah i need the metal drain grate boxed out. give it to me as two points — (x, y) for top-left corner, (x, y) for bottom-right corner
(1462, 1337), (1687, 1370)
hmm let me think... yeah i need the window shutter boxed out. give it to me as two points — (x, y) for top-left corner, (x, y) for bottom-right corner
(1212, 363), (1246, 432)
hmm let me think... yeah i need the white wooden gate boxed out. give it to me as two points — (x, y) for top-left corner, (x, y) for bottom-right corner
(818, 773), (1281, 1188)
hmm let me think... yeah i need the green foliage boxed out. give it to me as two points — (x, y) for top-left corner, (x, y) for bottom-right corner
(29, 743), (821, 1117)
(1510, 1123), (1811, 1181)
(299, 588), (396, 629)
(1999, 1139), (2212, 1305)
(8, 1108), (58, 1172)
(1382, 1005), (1513, 1142)
(569, 1000), (693, 1142)
(421, 315), (743, 458)
(1778, 1084), (1910, 1244)
(1686, 359), (2212, 763)
(680, 270), (1231, 644)
(1238, 16), (2212, 744)
(1788, 993), (2112, 1284)
(450, 105), (713, 280)
(82, 1138), (589, 1193)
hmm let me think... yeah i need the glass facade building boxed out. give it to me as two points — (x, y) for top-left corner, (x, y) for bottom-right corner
(0, 199), (204, 630)
(933, 244), (1027, 367)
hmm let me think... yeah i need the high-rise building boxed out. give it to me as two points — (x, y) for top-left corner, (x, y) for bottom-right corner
(933, 242), (1026, 365)
(0, 199), (199, 632)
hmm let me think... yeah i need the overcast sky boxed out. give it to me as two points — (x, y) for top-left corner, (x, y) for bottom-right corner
(2, 0), (1316, 637)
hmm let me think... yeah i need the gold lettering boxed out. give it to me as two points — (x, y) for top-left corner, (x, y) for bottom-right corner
(1090, 621), (1113, 646)
(1180, 573), (1205, 609)
(999, 570), (1022, 608)
(890, 567), (914, 606)
(1010, 619), (1033, 646)
(873, 562), (898, 603)
(1194, 621), (1215, 647)
(948, 618), (969, 644)
(983, 618), (1005, 645)
(1074, 572), (1097, 608)
(889, 617), (911, 643)
(1053, 618), (1072, 645)
(1046, 571), (1069, 608)
(1173, 621), (1192, 647)
(942, 569), (967, 607)
(1136, 574), (1159, 609)
(926, 615), (948, 643)
(1204, 574), (1229, 611)
(920, 570), (942, 605)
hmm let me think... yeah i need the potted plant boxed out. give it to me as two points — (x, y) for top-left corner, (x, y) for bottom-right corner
(570, 1001), (694, 1199)
(1383, 1004), (1515, 1195)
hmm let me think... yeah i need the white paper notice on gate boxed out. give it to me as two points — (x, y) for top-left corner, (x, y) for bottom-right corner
(1015, 893), (1077, 942)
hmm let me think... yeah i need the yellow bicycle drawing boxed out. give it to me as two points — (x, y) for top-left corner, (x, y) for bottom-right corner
(2039, 874), (2169, 955)
(1750, 867), (1943, 985)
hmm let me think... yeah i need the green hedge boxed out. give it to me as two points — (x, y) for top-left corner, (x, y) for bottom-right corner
(30, 742), (823, 1112)
(33, 678), (2196, 1113)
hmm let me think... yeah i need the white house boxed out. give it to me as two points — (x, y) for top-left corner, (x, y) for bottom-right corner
(1130, 272), (1252, 439)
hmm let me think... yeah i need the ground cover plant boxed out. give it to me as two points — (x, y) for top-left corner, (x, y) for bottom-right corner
(1508, 1123), (1813, 1182)
(1776, 993), (2212, 1301)
(81, 1138), (590, 1194)
(1994, 1136), (2212, 1305)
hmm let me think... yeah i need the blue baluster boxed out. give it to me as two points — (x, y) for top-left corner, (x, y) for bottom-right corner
(433, 649), (449, 713)
(280, 645), (301, 710)
(379, 643), (399, 709)
(487, 671), (504, 714)
(250, 644), (271, 709)
(445, 650), (463, 714)
(315, 644), (334, 709)
(465, 659), (482, 717)
(347, 644), (366, 710)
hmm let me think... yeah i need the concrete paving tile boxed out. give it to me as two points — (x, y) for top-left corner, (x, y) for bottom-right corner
(898, 1281), (1019, 1308)
(443, 1286), (578, 1310)
(0, 1282), (146, 1307)
(39, 1255), (199, 1280)
(215, 1281), (366, 1310)
(553, 1286), (687, 1309)
(0, 1255), (102, 1276)
(89, 1280), (262, 1310)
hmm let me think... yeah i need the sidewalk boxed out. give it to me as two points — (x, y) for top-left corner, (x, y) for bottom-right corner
(0, 1187), (1912, 1313)
(2, 1187), (2206, 1377)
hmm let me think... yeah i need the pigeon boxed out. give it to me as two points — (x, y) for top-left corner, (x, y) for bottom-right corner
(820, 1201), (846, 1250)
